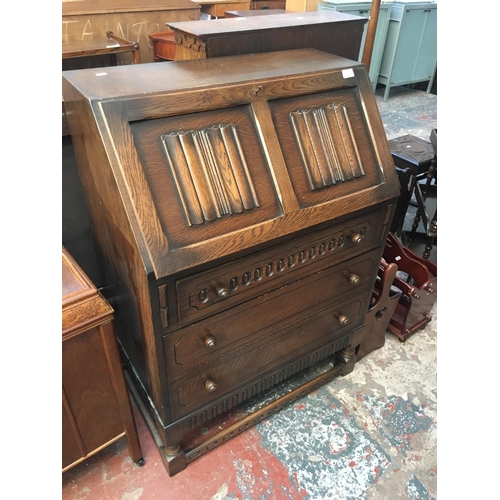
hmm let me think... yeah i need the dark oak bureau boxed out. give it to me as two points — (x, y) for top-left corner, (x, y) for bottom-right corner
(62, 49), (399, 475)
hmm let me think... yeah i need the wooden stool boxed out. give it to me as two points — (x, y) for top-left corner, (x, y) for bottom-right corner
(388, 134), (435, 238)
(410, 129), (437, 258)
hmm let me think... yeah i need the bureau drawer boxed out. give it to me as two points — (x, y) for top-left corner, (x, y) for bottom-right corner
(174, 206), (386, 327)
(165, 248), (379, 381)
(168, 294), (365, 420)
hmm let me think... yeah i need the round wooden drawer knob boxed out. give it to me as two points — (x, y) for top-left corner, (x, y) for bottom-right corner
(204, 335), (216, 349)
(348, 273), (360, 285)
(337, 314), (349, 325)
(205, 379), (217, 392)
(350, 233), (364, 245)
(216, 286), (229, 299)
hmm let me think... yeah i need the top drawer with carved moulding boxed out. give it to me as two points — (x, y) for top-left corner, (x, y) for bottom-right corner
(172, 205), (386, 329)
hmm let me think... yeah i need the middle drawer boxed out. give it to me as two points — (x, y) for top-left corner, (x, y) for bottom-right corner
(164, 248), (380, 382)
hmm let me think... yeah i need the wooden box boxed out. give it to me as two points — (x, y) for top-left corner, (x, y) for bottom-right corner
(62, 49), (399, 475)
(62, 246), (143, 472)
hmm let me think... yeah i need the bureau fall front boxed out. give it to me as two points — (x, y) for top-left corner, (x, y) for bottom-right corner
(62, 49), (400, 475)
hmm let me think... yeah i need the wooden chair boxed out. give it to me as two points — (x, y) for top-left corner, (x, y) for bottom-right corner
(383, 233), (437, 342)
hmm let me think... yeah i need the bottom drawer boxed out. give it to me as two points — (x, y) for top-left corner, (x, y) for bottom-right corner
(169, 293), (365, 420)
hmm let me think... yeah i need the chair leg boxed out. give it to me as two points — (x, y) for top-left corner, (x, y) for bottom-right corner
(423, 236), (434, 260)
(410, 208), (421, 242)
(423, 156), (437, 198)
(423, 209), (437, 260)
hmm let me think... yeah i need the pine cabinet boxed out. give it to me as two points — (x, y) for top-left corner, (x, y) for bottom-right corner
(377, 1), (437, 101)
(318, 1), (391, 91)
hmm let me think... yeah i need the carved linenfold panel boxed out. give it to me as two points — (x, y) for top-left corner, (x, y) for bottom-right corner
(161, 124), (259, 226)
(290, 104), (365, 191)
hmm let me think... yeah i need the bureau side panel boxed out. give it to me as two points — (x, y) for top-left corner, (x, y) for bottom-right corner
(62, 80), (169, 424)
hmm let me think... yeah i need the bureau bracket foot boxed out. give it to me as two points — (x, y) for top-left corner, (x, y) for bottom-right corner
(337, 347), (357, 376)
(159, 446), (187, 476)
(124, 369), (187, 476)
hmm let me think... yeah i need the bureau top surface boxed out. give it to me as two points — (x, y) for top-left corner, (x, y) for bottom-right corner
(167, 10), (365, 37)
(62, 49), (359, 100)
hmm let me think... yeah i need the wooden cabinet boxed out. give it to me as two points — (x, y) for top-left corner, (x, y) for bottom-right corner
(198, 0), (252, 18)
(285, 0), (322, 11)
(252, 0), (286, 9)
(62, 247), (143, 472)
(377, 1), (437, 101)
(62, 48), (400, 476)
(318, 1), (391, 91)
(168, 10), (367, 61)
(62, 0), (201, 64)
(197, 0), (285, 18)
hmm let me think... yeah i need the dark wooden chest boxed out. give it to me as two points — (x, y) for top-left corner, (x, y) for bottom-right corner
(167, 10), (366, 60)
(62, 49), (399, 475)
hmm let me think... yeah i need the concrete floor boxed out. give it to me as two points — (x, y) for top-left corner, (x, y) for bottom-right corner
(62, 84), (438, 500)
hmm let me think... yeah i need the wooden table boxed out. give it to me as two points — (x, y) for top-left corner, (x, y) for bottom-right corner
(62, 31), (140, 65)
(167, 10), (367, 61)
